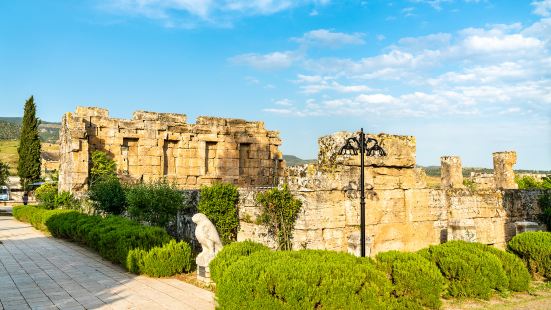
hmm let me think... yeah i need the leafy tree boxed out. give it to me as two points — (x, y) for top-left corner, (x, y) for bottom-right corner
(515, 175), (551, 189)
(90, 150), (117, 184)
(0, 161), (9, 186)
(89, 177), (127, 215)
(17, 96), (42, 190)
(197, 183), (240, 245)
(126, 180), (185, 228)
(256, 185), (302, 250)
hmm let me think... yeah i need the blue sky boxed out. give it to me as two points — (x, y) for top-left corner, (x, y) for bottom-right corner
(1, 0), (550, 169)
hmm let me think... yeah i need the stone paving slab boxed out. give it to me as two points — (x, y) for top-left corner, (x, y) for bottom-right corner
(0, 216), (215, 310)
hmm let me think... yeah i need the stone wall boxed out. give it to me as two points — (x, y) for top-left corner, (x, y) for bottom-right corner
(59, 107), (284, 193)
(237, 131), (546, 256)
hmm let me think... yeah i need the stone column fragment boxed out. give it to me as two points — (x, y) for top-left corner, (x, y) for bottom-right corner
(493, 151), (518, 189)
(441, 156), (464, 188)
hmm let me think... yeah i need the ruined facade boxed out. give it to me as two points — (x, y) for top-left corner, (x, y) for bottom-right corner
(59, 107), (283, 193)
(236, 132), (546, 256)
(56, 107), (545, 257)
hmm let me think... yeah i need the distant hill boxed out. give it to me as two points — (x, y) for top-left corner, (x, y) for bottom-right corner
(419, 166), (551, 177)
(0, 117), (60, 142)
(283, 155), (316, 166)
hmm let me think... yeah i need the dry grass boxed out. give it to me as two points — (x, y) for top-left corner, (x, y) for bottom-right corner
(443, 281), (551, 309)
(0, 140), (60, 176)
(173, 271), (216, 292)
(0, 140), (19, 175)
(426, 175), (442, 189)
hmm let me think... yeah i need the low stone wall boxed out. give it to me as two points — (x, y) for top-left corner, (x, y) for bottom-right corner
(237, 185), (546, 256)
(235, 131), (546, 255)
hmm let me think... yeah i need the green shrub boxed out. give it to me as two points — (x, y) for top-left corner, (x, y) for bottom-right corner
(134, 240), (194, 277)
(256, 185), (302, 250)
(90, 150), (117, 183)
(539, 191), (551, 230)
(13, 205), (192, 277)
(34, 183), (58, 209)
(476, 244), (530, 292)
(210, 240), (270, 283)
(515, 175), (551, 190)
(376, 251), (445, 309)
(508, 231), (551, 280)
(88, 177), (126, 215)
(197, 182), (239, 245)
(125, 180), (186, 228)
(13, 205), (76, 231)
(419, 241), (508, 299)
(35, 183), (80, 210)
(216, 250), (393, 309)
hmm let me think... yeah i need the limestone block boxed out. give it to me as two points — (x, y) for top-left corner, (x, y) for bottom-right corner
(318, 131), (416, 168)
(237, 222), (277, 249)
(447, 219), (477, 242)
(344, 189), (406, 226)
(76, 106), (109, 117)
(474, 217), (506, 245)
(291, 191), (346, 230)
(493, 151), (518, 189)
(291, 229), (326, 250)
(367, 167), (427, 190)
(441, 156), (464, 188)
(404, 189), (445, 222)
(69, 140), (81, 152)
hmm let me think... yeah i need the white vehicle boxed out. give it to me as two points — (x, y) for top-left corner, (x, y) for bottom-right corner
(0, 186), (10, 201)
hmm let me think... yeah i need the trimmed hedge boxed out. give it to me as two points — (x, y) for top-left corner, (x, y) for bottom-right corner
(376, 251), (445, 309)
(127, 240), (193, 277)
(209, 240), (270, 283)
(13, 205), (192, 277)
(216, 249), (394, 309)
(508, 231), (551, 280)
(419, 241), (509, 299)
(13, 205), (76, 231)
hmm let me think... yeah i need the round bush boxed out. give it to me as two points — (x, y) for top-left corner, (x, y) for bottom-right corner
(477, 244), (530, 292)
(419, 241), (508, 299)
(139, 240), (193, 277)
(34, 183), (58, 209)
(209, 240), (271, 283)
(217, 250), (393, 309)
(508, 231), (551, 280)
(376, 250), (445, 309)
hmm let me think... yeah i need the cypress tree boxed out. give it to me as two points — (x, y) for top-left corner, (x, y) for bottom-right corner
(17, 96), (42, 190)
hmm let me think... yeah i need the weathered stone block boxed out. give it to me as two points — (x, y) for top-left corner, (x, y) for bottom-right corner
(318, 131), (416, 168)
(494, 151), (518, 189)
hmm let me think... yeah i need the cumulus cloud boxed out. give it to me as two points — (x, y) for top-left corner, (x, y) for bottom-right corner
(257, 17), (551, 119)
(291, 29), (365, 47)
(532, 0), (551, 16)
(103, 0), (330, 27)
(230, 51), (299, 69)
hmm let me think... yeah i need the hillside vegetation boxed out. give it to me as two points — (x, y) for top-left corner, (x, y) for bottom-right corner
(0, 117), (60, 142)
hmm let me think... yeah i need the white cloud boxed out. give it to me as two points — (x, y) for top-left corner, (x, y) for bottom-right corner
(291, 29), (365, 47)
(274, 98), (293, 106)
(462, 34), (543, 53)
(230, 51), (299, 69)
(532, 0), (551, 16)
(103, 0), (331, 27)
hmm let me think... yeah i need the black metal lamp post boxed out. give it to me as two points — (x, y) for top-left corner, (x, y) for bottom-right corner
(339, 128), (386, 257)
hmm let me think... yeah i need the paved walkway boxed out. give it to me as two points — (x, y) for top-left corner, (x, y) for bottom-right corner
(0, 216), (215, 310)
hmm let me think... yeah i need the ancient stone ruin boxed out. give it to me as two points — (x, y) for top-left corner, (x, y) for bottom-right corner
(237, 133), (545, 255)
(57, 107), (546, 257)
(59, 107), (283, 193)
